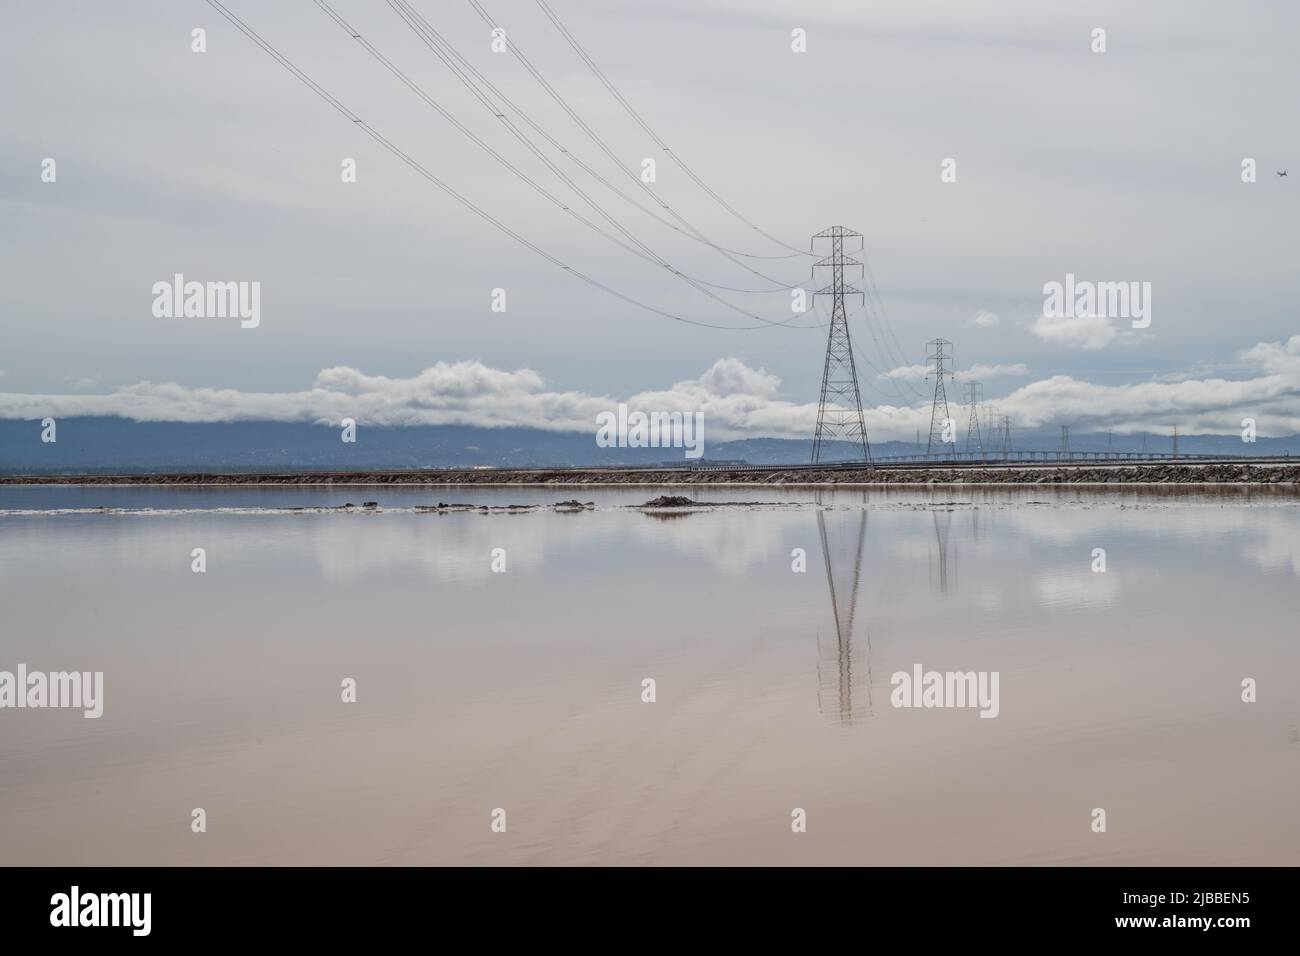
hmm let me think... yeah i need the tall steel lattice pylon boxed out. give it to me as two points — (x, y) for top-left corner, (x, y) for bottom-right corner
(810, 226), (871, 464)
(925, 338), (955, 454)
(983, 404), (1001, 454)
(962, 381), (984, 455)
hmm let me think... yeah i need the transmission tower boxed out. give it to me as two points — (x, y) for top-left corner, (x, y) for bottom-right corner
(1060, 424), (1071, 456)
(962, 381), (984, 456)
(1001, 414), (1013, 459)
(925, 338), (954, 454)
(983, 405), (1001, 452)
(811, 226), (870, 464)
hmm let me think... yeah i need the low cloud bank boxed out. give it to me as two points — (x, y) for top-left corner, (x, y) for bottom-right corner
(5, 339), (1300, 439)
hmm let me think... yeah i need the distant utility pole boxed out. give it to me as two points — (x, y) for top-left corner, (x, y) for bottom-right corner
(1060, 424), (1071, 456)
(810, 226), (870, 464)
(1173, 425), (1179, 457)
(1107, 428), (1114, 453)
(925, 338), (955, 455)
(962, 381), (984, 456)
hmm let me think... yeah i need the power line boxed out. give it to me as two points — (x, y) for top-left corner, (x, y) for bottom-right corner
(395, 4), (920, 374)
(313, 0), (814, 329)
(531, 0), (814, 258)
(860, 301), (926, 401)
(385, 0), (794, 294)
(806, 287), (917, 405)
(200, 0), (793, 332)
(392, 1), (804, 264)
(834, 299), (915, 404)
(461, 0), (809, 288)
(861, 251), (925, 400)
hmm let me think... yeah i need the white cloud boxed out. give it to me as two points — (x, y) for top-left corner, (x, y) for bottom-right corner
(880, 364), (929, 381)
(995, 336), (1300, 433)
(1035, 570), (1120, 610)
(1151, 361), (1236, 383)
(695, 357), (781, 398)
(0, 358), (827, 441)
(971, 310), (999, 328)
(5, 338), (1300, 440)
(1030, 312), (1118, 350)
(965, 363), (1030, 379)
(63, 375), (101, 390)
(883, 362), (1029, 380)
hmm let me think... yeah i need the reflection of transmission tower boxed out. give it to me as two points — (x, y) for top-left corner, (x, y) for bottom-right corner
(925, 338), (954, 454)
(962, 381), (984, 456)
(811, 226), (870, 464)
(816, 507), (871, 725)
(931, 510), (953, 593)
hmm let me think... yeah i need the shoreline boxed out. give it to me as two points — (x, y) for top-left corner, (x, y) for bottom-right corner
(3, 461), (1300, 487)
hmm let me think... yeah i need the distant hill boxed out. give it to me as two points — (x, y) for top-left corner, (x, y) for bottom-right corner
(0, 418), (1294, 474)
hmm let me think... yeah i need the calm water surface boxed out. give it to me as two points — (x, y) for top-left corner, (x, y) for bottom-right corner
(1, 484), (1298, 865)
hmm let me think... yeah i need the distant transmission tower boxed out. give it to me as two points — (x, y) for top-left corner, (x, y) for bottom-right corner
(811, 226), (870, 464)
(983, 405), (1001, 452)
(1060, 424), (1071, 456)
(1001, 415), (1013, 459)
(925, 338), (955, 454)
(962, 381), (984, 456)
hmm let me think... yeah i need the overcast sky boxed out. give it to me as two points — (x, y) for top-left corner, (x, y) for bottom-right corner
(2, 0), (1298, 439)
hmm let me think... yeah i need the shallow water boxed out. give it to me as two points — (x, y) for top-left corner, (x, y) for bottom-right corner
(1, 484), (1298, 865)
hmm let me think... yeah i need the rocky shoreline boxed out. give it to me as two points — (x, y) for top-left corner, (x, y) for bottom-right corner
(3, 462), (1300, 485)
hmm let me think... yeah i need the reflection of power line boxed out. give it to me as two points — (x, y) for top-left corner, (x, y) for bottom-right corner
(816, 507), (871, 724)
